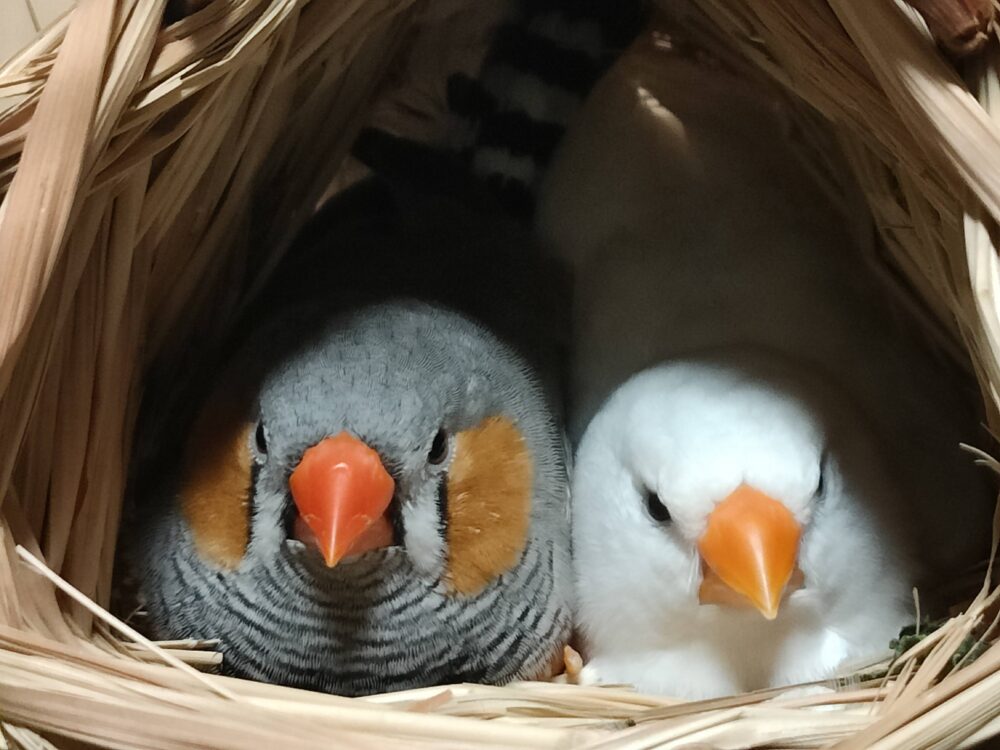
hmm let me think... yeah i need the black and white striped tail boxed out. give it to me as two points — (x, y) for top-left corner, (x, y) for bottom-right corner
(447, 0), (646, 219)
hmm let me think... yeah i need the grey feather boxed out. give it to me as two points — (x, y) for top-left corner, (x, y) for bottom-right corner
(132, 301), (571, 695)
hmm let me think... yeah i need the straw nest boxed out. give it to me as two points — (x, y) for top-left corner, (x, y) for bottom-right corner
(2, 0), (1000, 748)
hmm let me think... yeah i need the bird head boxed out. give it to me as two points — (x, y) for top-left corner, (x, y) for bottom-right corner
(174, 300), (563, 594)
(572, 353), (910, 632)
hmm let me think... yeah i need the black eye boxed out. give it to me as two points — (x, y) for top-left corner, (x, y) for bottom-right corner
(816, 451), (828, 499)
(646, 490), (671, 523)
(255, 422), (268, 456)
(428, 429), (449, 465)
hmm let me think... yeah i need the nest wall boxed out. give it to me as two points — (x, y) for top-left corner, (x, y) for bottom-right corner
(1, 1), (1000, 748)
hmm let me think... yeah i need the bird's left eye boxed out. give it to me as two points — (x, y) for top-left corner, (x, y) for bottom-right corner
(646, 490), (671, 523)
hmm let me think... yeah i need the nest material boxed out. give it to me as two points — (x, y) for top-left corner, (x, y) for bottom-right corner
(2, 0), (1000, 748)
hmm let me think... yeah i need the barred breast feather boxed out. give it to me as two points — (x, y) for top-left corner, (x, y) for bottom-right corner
(146, 523), (567, 695)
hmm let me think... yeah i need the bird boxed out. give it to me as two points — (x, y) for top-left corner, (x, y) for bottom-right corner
(570, 351), (917, 697)
(535, 20), (993, 697)
(122, 0), (644, 696)
(129, 297), (573, 696)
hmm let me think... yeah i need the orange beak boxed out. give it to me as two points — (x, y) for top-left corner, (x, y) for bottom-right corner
(289, 432), (395, 567)
(697, 484), (801, 620)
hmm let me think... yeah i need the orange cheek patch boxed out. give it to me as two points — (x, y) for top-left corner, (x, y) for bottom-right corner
(179, 391), (253, 569)
(444, 416), (533, 596)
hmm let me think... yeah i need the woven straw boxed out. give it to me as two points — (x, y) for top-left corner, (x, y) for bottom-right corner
(1, 1), (1000, 748)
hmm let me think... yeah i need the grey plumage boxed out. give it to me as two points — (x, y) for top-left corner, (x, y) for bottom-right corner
(133, 301), (571, 695)
(124, 0), (640, 696)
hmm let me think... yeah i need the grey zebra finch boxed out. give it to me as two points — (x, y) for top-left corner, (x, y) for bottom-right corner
(125, 0), (643, 695)
(131, 299), (571, 695)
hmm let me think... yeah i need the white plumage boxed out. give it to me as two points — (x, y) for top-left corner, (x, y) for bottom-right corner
(571, 354), (914, 697)
(538, 31), (993, 697)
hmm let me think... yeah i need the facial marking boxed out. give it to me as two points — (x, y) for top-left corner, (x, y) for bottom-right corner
(444, 416), (533, 595)
(180, 390), (253, 569)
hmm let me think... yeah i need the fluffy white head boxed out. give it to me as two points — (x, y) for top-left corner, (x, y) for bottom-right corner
(571, 354), (916, 696)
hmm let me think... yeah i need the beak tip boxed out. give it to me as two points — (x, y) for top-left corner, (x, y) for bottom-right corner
(320, 538), (351, 568)
(756, 592), (783, 620)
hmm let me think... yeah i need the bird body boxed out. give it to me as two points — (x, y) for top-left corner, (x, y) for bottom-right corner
(125, 0), (643, 696)
(571, 353), (915, 697)
(538, 30), (992, 697)
(134, 299), (572, 695)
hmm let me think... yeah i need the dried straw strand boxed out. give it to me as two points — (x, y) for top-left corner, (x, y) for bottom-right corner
(0, 0), (998, 747)
(0, 0), (119, 402)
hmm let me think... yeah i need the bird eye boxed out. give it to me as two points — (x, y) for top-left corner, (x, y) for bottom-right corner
(646, 490), (671, 523)
(428, 429), (449, 465)
(815, 450), (828, 500)
(254, 422), (268, 457)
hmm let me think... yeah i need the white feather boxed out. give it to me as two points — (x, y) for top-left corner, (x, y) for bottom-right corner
(570, 358), (913, 698)
(538, 39), (991, 697)
(404, 500), (445, 576)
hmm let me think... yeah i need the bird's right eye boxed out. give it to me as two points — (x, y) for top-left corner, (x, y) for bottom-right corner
(646, 490), (671, 523)
(815, 449), (829, 501)
(254, 421), (268, 458)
